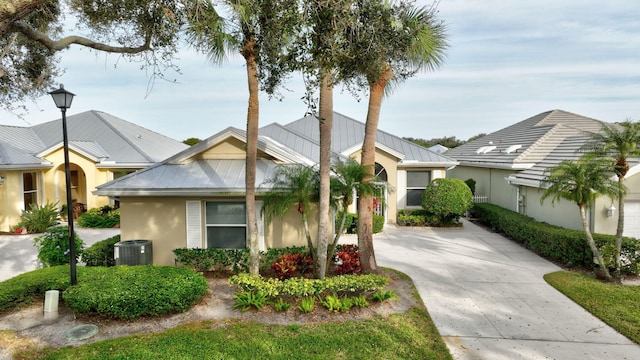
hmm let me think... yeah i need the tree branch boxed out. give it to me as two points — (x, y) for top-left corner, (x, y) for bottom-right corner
(10, 20), (152, 53)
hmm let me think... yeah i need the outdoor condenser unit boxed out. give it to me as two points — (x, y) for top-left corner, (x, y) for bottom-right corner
(114, 240), (153, 266)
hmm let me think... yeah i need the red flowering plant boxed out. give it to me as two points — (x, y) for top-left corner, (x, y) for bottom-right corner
(334, 244), (361, 275)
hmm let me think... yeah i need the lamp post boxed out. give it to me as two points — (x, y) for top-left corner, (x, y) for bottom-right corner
(48, 84), (77, 285)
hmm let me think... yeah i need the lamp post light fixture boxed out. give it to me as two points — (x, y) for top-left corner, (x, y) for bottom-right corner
(48, 84), (77, 285)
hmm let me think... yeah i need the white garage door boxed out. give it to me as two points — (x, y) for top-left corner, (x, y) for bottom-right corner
(623, 201), (640, 239)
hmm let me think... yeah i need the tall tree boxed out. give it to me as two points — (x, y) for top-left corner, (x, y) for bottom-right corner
(297, 0), (354, 279)
(540, 157), (624, 280)
(583, 121), (640, 279)
(188, 0), (297, 274)
(343, 1), (448, 273)
(2, 0), (190, 113)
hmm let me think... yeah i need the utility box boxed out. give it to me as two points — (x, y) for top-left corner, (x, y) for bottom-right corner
(114, 240), (153, 266)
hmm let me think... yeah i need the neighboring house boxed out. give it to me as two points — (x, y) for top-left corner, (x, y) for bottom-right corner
(446, 109), (640, 238)
(95, 112), (458, 266)
(0, 110), (188, 232)
(428, 144), (449, 154)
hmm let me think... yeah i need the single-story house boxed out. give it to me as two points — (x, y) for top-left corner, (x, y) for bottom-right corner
(95, 112), (458, 265)
(446, 109), (640, 238)
(0, 110), (188, 232)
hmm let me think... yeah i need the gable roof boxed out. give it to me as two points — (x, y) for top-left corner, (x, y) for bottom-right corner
(95, 126), (309, 196)
(267, 112), (457, 167)
(0, 110), (188, 169)
(446, 110), (606, 170)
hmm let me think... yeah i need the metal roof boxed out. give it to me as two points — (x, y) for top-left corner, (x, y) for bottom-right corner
(94, 159), (284, 196)
(1, 110), (187, 169)
(276, 112), (457, 165)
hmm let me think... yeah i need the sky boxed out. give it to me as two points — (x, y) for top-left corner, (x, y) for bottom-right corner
(2, 0), (639, 142)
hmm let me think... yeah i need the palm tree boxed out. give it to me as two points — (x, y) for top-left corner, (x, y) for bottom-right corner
(541, 157), (624, 280)
(187, 0), (297, 274)
(344, 1), (448, 273)
(261, 165), (320, 262)
(327, 158), (376, 274)
(583, 121), (640, 279)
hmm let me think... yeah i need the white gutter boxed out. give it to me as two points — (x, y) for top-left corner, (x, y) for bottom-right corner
(505, 175), (543, 188)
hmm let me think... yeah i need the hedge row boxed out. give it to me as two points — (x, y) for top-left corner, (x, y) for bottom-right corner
(0, 265), (208, 319)
(472, 203), (640, 273)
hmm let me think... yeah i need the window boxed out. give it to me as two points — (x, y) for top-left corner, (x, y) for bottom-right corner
(23, 172), (38, 209)
(205, 202), (246, 248)
(406, 170), (431, 207)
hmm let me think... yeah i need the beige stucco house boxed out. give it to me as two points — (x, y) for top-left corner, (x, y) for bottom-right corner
(446, 109), (640, 238)
(95, 112), (458, 266)
(0, 111), (188, 232)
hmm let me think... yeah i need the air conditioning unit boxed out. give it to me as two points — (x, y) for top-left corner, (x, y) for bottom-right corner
(114, 240), (153, 266)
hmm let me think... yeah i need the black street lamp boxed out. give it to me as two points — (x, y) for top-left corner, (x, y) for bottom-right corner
(49, 84), (77, 285)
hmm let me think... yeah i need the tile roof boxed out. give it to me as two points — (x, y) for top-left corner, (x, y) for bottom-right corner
(446, 110), (606, 169)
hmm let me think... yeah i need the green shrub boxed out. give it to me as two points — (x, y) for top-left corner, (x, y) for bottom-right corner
(422, 178), (472, 224)
(337, 213), (384, 234)
(173, 248), (250, 273)
(397, 210), (428, 226)
(465, 178), (476, 195)
(371, 289), (397, 302)
(271, 297), (291, 312)
(77, 206), (120, 228)
(82, 235), (120, 267)
(62, 266), (208, 320)
(472, 203), (640, 273)
(33, 226), (84, 267)
(336, 212), (358, 234)
(230, 273), (389, 298)
(19, 202), (59, 233)
(0, 266), (72, 312)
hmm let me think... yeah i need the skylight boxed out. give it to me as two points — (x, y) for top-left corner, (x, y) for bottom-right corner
(475, 145), (496, 154)
(505, 144), (522, 153)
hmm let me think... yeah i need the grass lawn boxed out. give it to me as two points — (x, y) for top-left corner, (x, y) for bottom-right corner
(545, 271), (640, 344)
(16, 307), (451, 360)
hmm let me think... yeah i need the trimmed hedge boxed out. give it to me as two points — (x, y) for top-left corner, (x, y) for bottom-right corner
(81, 235), (121, 267)
(63, 266), (208, 319)
(0, 266), (72, 312)
(0, 266), (208, 319)
(472, 203), (640, 273)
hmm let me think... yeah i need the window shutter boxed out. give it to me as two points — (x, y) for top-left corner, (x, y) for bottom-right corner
(185, 200), (202, 248)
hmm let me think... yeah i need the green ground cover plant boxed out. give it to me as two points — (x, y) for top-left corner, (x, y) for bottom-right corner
(545, 271), (640, 344)
(21, 308), (452, 360)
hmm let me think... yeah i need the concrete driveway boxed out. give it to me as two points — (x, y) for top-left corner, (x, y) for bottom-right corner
(0, 228), (120, 282)
(375, 220), (640, 360)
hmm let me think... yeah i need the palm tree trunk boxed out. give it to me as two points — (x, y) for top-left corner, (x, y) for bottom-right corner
(580, 204), (611, 280)
(316, 71), (333, 279)
(358, 65), (393, 274)
(302, 213), (316, 262)
(615, 176), (625, 279)
(326, 208), (348, 275)
(243, 39), (260, 275)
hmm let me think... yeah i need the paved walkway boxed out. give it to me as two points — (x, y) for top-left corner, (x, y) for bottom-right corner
(375, 220), (640, 360)
(2, 222), (640, 359)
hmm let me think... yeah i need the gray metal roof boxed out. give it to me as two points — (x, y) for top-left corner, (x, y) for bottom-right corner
(1, 110), (187, 169)
(31, 110), (187, 164)
(446, 110), (606, 167)
(277, 112), (457, 165)
(94, 159), (284, 196)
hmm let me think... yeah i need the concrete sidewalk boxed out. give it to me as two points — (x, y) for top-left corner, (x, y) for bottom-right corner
(375, 220), (640, 360)
(0, 228), (120, 282)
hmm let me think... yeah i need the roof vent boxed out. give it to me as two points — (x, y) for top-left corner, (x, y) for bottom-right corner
(475, 145), (496, 154)
(505, 144), (522, 153)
